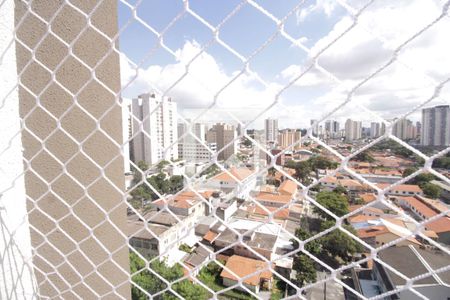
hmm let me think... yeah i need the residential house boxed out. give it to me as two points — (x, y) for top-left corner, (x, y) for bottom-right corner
(394, 195), (450, 244)
(206, 167), (256, 199)
(253, 192), (293, 208)
(220, 255), (272, 293)
(152, 190), (209, 219)
(376, 183), (423, 197)
(128, 210), (201, 265)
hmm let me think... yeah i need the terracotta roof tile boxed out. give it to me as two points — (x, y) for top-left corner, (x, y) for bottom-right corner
(278, 179), (298, 195)
(220, 255), (272, 286)
(212, 167), (254, 182)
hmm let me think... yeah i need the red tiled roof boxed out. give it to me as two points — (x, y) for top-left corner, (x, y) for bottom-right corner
(255, 192), (292, 204)
(212, 167), (254, 182)
(358, 226), (389, 238)
(397, 197), (450, 234)
(203, 231), (218, 243)
(360, 193), (376, 203)
(348, 215), (378, 223)
(278, 179), (298, 195)
(377, 183), (422, 193)
(250, 205), (289, 220)
(220, 255), (272, 286)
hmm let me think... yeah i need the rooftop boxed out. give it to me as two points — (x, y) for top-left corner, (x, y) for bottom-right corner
(397, 196), (450, 233)
(377, 183), (422, 193)
(212, 167), (254, 182)
(278, 179), (298, 195)
(254, 192), (292, 204)
(220, 255), (272, 286)
(377, 246), (450, 286)
(247, 204), (290, 220)
(142, 211), (185, 226)
(127, 221), (169, 239)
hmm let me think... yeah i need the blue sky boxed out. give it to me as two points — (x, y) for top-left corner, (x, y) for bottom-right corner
(117, 0), (449, 128)
(118, 0), (344, 78)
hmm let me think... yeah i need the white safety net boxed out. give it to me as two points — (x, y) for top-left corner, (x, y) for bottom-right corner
(1, 0), (450, 299)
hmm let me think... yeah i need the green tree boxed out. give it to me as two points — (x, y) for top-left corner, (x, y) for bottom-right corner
(319, 222), (363, 262)
(292, 254), (317, 287)
(268, 167), (277, 176)
(199, 164), (220, 178)
(313, 191), (349, 219)
(130, 253), (209, 300)
(433, 154), (450, 169)
(157, 160), (170, 171)
(421, 183), (442, 199)
(169, 175), (184, 193)
(242, 137), (252, 147)
(293, 161), (313, 184)
(165, 281), (209, 300)
(354, 151), (375, 163)
(130, 253), (167, 300)
(291, 228), (321, 255)
(309, 156), (338, 170)
(333, 185), (347, 195)
(402, 167), (417, 178)
(133, 160), (149, 185)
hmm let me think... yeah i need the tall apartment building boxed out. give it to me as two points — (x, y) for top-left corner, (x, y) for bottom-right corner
(421, 105), (450, 146)
(345, 119), (362, 142)
(131, 93), (178, 165)
(310, 119), (319, 136)
(178, 122), (217, 162)
(206, 123), (237, 161)
(370, 122), (386, 138)
(264, 118), (278, 143)
(278, 129), (301, 149)
(392, 118), (417, 141)
(325, 120), (340, 138)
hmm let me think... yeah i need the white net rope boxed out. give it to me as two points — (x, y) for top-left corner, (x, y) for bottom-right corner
(0, 0), (450, 299)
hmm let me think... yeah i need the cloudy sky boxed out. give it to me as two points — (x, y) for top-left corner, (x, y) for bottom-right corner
(118, 0), (449, 129)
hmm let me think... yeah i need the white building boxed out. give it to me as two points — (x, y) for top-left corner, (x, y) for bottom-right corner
(421, 105), (450, 146)
(264, 118), (278, 143)
(370, 122), (381, 138)
(205, 167), (256, 199)
(130, 93), (178, 165)
(392, 118), (417, 140)
(178, 122), (217, 162)
(345, 119), (362, 142)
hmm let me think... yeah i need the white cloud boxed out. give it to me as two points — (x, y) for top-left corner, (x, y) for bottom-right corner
(282, 0), (450, 123)
(120, 40), (285, 124)
(296, 0), (338, 23)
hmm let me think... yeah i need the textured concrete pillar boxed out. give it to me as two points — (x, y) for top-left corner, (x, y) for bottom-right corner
(15, 1), (130, 298)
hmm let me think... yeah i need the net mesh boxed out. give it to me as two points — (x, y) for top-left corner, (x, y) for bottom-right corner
(1, 0), (450, 299)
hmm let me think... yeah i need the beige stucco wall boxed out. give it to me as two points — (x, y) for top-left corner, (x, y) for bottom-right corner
(15, 0), (130, 298)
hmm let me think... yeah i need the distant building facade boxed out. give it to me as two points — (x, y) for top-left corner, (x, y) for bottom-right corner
(264, 118), (278, 143)
(325, 120), (340, 138)
(421, 105), (450, 146)
(392, 118), (417, 140)
(278, 129), (301, 149)
(345, 119), (362, 142)
(178, 122), (217, 162)
(206, 123), (237, 161)
(131, 93), (178, 165)
(310, 119), (319, 136)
